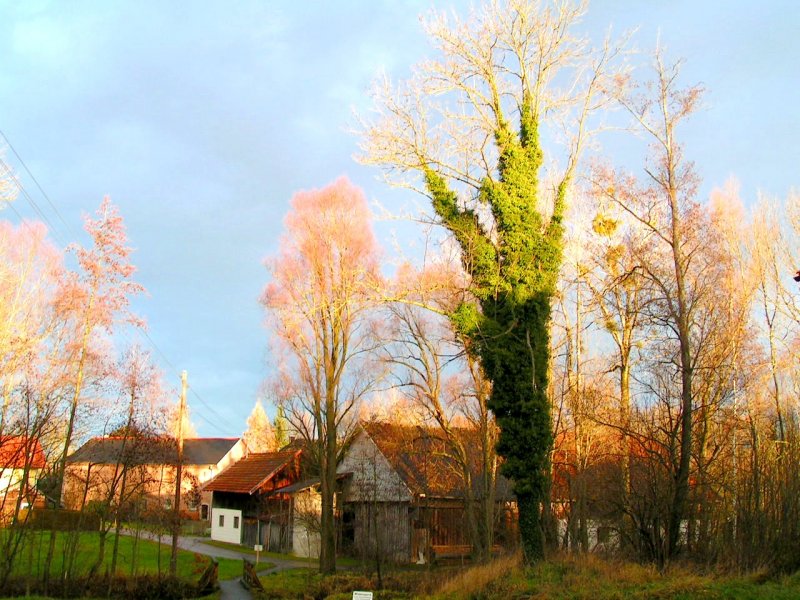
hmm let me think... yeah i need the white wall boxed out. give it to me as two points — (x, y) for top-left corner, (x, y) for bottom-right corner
(292, 489), (321, 558)
(211, 508), (243, 545)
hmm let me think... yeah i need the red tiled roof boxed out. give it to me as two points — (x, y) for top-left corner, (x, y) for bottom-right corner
(203, 450), (300, 494)
(0, 436), (45, 469)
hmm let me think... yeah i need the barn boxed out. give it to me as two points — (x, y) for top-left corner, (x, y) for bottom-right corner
(338, 422), (516, 563)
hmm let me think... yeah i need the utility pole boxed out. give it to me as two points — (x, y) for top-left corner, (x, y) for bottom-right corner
(170, 370), (187, 576)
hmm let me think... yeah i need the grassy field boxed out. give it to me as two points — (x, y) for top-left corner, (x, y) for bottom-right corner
(5, 548), (799, 599)
(2, 530), (272, 582)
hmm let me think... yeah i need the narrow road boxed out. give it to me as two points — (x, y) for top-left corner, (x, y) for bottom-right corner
(121, 530), (317, 599)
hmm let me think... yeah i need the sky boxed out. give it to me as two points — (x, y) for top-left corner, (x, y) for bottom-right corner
(0, 0), (797, 438)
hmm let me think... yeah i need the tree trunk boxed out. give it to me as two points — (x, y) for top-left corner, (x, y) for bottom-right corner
(319, 394), (338, 574)
(518, 494), (544, 562)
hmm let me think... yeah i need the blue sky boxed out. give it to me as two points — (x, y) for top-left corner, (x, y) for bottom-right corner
(0, 1), (797, 437)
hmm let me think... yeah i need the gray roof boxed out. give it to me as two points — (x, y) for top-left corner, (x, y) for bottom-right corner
(183, 438), (240, 465)
(66, 437), (239, 466)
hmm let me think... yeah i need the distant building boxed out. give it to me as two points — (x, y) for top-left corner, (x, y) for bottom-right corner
(63, 436), (246, 520)
(0, 436), (46, 521)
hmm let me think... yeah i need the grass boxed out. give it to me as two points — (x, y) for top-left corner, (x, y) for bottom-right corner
(8, 547), (799, 599)
(1, 530), (273, 583)
(253, 555), (800, 599)
(430, 553), (800, 599)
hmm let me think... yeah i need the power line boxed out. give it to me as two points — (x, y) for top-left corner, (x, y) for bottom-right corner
(138, 329), (240, 433)
(1, 131), (241, 437)
(126, 329), (238, 435)
(0, 155), (68, 248)
(0, 130), (75, 238)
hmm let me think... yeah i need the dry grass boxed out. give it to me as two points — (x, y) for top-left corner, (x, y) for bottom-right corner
(436, 551), (522, 598)
(432, 552), (800, 600)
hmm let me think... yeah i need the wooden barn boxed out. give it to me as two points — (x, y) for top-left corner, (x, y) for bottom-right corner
(203, 450), (313, 554)
(337, 422), (516, 563)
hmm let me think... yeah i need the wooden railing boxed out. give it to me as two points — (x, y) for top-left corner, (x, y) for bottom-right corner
(242, 559), (264, 592)
(197, 558), (218, 595)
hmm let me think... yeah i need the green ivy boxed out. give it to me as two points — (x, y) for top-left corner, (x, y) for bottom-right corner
(423, 95), (566, 562)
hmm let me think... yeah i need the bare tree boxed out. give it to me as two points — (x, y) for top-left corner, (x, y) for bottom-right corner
(359, 0), (624, 562)
(261, 177), (382, 573)
(592, 51), (704, 561)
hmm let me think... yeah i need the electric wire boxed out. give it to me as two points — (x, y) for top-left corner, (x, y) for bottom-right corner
(0, 131), (240, 436)
(0, 130), (74, 237)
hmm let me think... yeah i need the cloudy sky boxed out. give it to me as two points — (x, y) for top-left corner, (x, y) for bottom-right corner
(1, 0), (797, 437)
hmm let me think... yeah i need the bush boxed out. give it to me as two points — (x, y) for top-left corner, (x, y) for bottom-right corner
(26, 509), (100, 532)
(0, 574), (204, 599)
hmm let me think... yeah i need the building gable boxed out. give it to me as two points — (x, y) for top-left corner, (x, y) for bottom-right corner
(338, 429), (413, 503)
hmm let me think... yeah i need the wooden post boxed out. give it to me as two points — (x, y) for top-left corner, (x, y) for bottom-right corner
(169, 370), (187, 576)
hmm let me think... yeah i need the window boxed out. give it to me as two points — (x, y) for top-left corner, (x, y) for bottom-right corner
(233, 516), (240, 529)
(219, 514), (224, 528)
(597, 526), (611, 544)
(201, 504), (209, 520)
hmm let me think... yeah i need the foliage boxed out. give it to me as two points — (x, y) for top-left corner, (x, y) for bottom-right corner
(359, 0), (619, 562)
(243, 399), (276, 453)
(261, 177), (382, 573)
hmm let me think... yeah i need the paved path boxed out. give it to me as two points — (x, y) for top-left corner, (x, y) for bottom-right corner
(121, 530), (317, 599)
(218, 578), (254, 600)
(176, 535), (317, 571)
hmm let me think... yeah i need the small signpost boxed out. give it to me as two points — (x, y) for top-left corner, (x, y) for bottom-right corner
(352, 592), (373, 600)
(254, 544), (263, 564)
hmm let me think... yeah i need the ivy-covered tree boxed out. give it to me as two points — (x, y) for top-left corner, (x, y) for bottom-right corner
(359, 0), (620, 562)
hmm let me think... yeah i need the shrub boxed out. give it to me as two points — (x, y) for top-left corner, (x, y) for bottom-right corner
(26, 509), (100, 532)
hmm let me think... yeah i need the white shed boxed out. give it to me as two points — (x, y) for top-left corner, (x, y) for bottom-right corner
(211, 507), (243, 545)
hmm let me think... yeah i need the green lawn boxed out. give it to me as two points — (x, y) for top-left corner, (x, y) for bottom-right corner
(2, 530), (272, 582)
(8, 544), (798, 599)
(201, 538), (361, 567)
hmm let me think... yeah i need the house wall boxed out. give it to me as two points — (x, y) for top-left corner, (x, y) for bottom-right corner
(211, 507), (243, 544)
(64, 460), (235, 514)
(0, 467), (42, 523)
(212, 439), (246, 478)
(291, 488), (321, 558)
(0, 467), (38, 494)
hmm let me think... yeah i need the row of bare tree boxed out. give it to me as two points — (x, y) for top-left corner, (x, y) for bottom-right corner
(552, 169), (800, 569)
(264, 36), (800, 576)
(0, 185), (201, 586)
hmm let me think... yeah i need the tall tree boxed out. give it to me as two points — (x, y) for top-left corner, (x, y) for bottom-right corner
(594, 52), (704, 560)
(385, 262), (499, 561)
(261, 177), (381, 573)
(43, 197), (143, 581)
(0, 221), (63, 429)
(359, 0), (619, 561)
(243, 399), (276, 453)
(53, 197), (144, 496)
